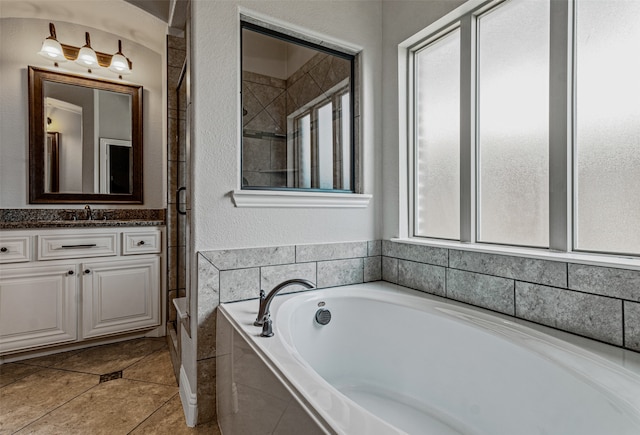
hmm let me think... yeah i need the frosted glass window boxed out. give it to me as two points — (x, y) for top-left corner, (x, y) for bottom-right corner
(477, 0), (550, 247)
(414, 29), (461, 240)
(317, 102), (334, 189)
(298, 114), (311, 188)
(341, 93), (351, 191)
(574, 1), (640, 255)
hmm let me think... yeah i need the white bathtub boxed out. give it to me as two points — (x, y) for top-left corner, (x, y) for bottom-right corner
(217, 282), (640, 435)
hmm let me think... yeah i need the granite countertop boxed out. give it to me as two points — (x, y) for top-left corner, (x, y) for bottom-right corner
(0, 220), (165, 229)
(0, 208), (166, 230)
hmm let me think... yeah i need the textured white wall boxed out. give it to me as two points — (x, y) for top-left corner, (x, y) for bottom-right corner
(191, 1), (383, 251)
(0, 9), (166, 208)
(381, 0), (466, 239)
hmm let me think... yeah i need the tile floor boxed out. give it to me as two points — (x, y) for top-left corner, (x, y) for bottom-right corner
(0, 338), (221, 434)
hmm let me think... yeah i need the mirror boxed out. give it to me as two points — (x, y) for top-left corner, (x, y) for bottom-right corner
(28, 66), (143, 203)
(241, 23), (355, 192)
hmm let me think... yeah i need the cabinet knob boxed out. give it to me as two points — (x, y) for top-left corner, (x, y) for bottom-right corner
(84, 269), (91, 274)
(68, 270), (74, 275)
(138, 240), (145, 246)
(0, 247), (7, 253)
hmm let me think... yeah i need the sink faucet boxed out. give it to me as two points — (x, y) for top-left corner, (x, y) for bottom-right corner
(254, 278), (315, 337)
(84, 205), (93, 220)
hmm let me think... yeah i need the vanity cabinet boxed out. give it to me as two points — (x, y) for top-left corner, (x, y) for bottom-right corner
(0, 226), (164, 355)
(82, 256), (159, 339)
(0, 263), (78, 353)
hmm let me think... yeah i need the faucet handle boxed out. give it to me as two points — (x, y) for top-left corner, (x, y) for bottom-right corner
(260, 314), (274, 337)
(254, 289), (267, 326)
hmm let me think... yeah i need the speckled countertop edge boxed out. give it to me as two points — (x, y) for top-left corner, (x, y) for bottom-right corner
(0, 208), (166, 229)
(0, 220), (165, 229)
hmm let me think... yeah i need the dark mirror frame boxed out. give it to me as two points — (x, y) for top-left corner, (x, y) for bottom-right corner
(28, 66), (143, 204)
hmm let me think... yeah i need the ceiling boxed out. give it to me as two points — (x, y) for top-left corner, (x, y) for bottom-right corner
(124, 0), (187, 30)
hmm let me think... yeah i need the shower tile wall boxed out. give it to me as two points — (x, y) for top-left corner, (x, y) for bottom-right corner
(242, 71), (287, 187)
(167, 35), (187, 337)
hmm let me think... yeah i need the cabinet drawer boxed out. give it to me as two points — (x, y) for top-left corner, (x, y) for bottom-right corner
(122, 231), (161, 255)
(0, 236), (31, 263)
(39, 233), (118, 260)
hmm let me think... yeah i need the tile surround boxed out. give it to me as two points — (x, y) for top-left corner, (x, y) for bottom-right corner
(397, 259), (446, 297)
(446, 268), (515, 315)
(516, 282), (623, 345)
(449, 249), (567, 287)
(624, 302), (640, 351)
(317, 258), (364, 288)
(197, 238), (639, 429)
(568, 264), (640, 301)
(382, 240), (448, 267)
(381, 241), (638, 352)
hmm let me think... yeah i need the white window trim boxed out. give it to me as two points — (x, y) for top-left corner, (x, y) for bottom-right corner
(231, 190), (371, 208)
(399, 0), (638, 267)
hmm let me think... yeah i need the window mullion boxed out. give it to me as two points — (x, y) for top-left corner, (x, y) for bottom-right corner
(549, 0), (572, 252)
(459, 14), (476, 243)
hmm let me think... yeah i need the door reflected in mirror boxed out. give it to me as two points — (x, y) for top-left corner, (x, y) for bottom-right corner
(29, 66), (142, 204)
(241, 22), (355, 192)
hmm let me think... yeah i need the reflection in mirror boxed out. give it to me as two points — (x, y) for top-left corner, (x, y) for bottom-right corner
(29, 66), (142, 203)
(241, 23), (355, 192)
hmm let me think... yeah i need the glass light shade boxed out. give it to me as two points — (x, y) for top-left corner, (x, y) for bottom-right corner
(109, 53), (131, 75)
(76, 46), (98, 67)
(38, 38), (67, 62)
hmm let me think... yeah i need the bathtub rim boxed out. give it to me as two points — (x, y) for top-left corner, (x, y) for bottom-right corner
(218, 281), (640, 434)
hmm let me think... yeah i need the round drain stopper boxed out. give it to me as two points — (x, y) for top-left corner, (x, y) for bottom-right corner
(315, 308), (332, 325)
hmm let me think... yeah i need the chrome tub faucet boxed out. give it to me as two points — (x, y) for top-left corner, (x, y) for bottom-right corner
(255, 279), (315, 337)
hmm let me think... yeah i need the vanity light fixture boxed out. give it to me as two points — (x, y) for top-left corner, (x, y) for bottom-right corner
(108, 40), (132, 77)
(38, 23), (133, 78)
(37, 23), (67, 64)
(75, 32), (99, 71)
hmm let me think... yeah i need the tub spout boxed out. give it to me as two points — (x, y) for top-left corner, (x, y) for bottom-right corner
(254, 279), (315, 333)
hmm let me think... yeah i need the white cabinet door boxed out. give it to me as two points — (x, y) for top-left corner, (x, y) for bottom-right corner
(81, 256), (160, 339)
(0, 264), (77, 354)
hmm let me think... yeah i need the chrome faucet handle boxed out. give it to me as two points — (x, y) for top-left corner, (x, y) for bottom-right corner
(254, 289), (266, 326)
(260, 314), (274, 337)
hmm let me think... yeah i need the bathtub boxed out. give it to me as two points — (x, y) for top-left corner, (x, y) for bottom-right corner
(216, 282), (640, 434)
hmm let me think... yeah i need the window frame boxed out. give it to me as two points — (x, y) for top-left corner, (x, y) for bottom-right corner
(404, 0), (639, 261)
